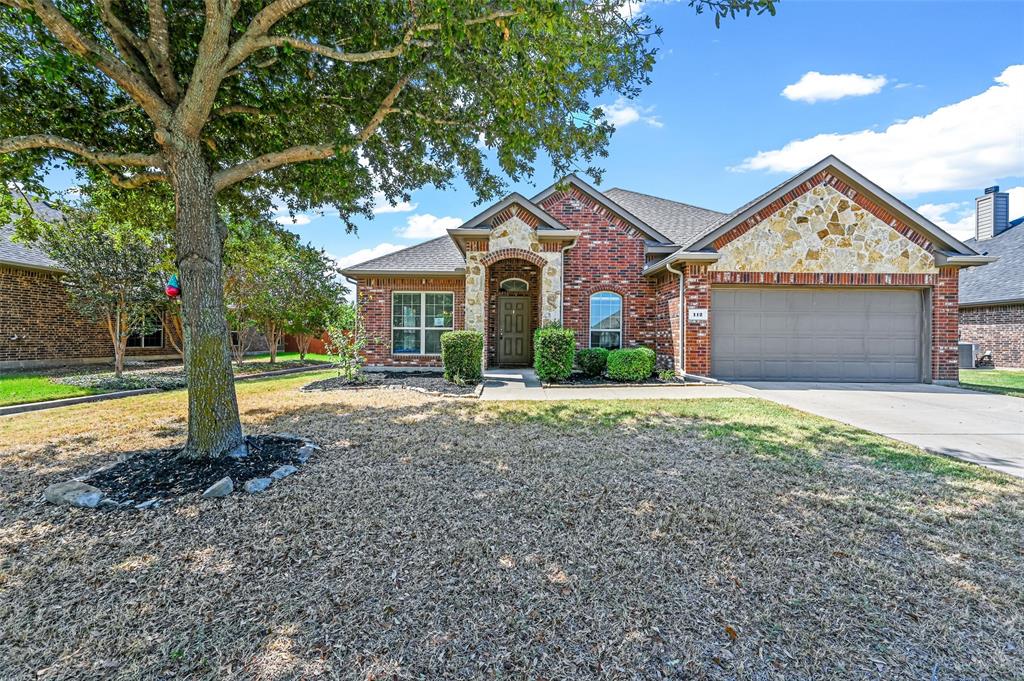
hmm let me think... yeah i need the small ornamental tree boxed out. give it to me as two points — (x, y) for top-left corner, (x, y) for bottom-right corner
(283, 246), (348, 361)
(0, 0), (774, 459)
(31, 201), (165, 378)
(325, 302), (371, 381)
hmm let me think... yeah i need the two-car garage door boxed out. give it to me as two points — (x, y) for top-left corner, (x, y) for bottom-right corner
(711, 288), (925, 382)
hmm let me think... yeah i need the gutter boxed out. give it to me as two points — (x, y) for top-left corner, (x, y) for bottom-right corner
(932, 252), (999, 267)
(644, 250), (721, 276)
(339, 268), (466, 278)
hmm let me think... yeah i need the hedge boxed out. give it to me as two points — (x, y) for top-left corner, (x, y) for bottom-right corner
(606, 347), (656, 382)
(577, 347), (609, 377)
(440, 330), (483, 383)
(534, 325), (575, 382)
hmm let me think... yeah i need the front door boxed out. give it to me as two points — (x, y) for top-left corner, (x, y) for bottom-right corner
(498, 296), (531, 366)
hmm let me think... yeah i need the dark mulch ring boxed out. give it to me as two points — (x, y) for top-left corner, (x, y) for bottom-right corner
(303, 370), (480, 396)
(549, 371), (691, 386)
(85, 434), (308, 507)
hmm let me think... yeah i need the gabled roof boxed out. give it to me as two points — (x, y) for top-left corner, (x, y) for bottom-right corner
(532, 174), (673, 244)
(0, 201), (62, 272)
(603, 188), (725, 249)
(453, 193), (569, 231)
(685, 155), (979, 255)
(340, 236), (465, 277)
(961, 224), (1024, 305)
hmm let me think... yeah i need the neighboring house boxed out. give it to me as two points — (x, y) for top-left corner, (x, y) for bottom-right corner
(959, 186), (1024, 368)
(342, 156), (994, 384)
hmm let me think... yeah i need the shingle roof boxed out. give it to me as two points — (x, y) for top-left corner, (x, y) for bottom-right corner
(0, 201), (62, 271)
(341, 236), (465, 275)
(602, 188), (725, 248)
(961, 224), (1024, 305)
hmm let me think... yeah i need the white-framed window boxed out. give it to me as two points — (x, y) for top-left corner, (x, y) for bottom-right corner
(392, 291), (454, 355)
(499, 277), (529, 292)
(127, 315), (164, 348)
(589, 291), (622, 350)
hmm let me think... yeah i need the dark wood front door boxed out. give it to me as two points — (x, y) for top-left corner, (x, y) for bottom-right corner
(498, 296), (531, 366)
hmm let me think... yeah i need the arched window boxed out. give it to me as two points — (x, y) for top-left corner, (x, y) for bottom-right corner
(589, 292), (622, 349)
(499, 277), (529, 292)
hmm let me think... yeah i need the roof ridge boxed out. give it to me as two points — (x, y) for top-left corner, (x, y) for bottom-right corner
(605, 187), (726, 216)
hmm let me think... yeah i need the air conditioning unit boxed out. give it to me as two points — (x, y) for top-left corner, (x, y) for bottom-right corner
(958, 343), (977, 369)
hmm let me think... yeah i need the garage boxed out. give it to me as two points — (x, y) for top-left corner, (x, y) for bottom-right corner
(710, 288), (926, 382)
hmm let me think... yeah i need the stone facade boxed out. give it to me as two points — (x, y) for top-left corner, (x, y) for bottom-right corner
(960, 303), (1024, 368)
(712, 184), (937, 274)
(0, 265), (175, 369)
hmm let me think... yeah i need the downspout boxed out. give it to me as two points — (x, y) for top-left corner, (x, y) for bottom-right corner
(665, 258), (721, 384)
(559, 238), (578, 326)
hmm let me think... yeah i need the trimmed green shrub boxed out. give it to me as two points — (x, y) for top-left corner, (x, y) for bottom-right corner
(606, 347), (656, 382)
(534, 325), (575, 382)
(577, 347), (609, 377)
(440, 330), (483, 383)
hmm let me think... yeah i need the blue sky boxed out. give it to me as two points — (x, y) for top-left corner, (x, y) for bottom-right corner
(45, 0), (1024, 268)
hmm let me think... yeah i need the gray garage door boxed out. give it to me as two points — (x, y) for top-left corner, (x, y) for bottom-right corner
(711, 288), (924, 382)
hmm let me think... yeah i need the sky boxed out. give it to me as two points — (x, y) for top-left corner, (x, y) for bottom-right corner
(44, 0), (1024, 269)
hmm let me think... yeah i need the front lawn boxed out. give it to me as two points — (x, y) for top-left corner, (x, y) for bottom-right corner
(1, 375), (1020, 678)
(960, 368), (1024, 398)
(0, 373), (101, 407)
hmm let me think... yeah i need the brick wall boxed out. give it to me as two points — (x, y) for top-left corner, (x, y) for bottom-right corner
(485, 259), (540, 367)
(931, 267), (960, 381)
(960, 303), (1024, 368)
(683, 264), (711, 375)
(655, 271), (680, 370)
(0, 266), (173, 367)
(355, 275), (466, 367)
(538, 188), (660, 356)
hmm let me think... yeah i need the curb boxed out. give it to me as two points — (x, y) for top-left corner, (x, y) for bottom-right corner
(0, 388), (161, 417)
(235, 364), (333, 382)
(540, 381), (707, 389)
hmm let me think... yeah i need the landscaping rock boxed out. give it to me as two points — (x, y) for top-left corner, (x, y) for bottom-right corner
(243, 477), (272, 493)
(97, 498), (119, 510)
(296, 445), (318, 464)
(226, 442), (249, 460)
(135, 498), (160, 510)
(44, 481), (104, 508)
(270, 465), (298, 481)
(202, 477), (234, 499)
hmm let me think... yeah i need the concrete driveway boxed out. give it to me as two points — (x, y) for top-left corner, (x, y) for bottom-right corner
(732, 382), (1024, 478)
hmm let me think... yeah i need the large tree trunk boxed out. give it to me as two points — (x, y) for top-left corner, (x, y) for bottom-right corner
(167, 137), (245, 459)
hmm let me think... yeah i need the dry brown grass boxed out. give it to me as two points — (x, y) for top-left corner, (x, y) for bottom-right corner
(1, 371), (1022, 680)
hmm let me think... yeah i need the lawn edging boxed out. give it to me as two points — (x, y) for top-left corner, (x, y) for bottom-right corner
(234, 363), (332, 382)
(0, 388), (160, 417)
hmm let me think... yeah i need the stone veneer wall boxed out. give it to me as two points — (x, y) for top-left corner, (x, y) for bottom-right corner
(354, 275), (466, 367)
(485, 258), (540, 367)
(0, 265), (174, 369)
(711, 184), (938, 274)
(960, 304), (1024, 368)
(538, 188), (663, 359)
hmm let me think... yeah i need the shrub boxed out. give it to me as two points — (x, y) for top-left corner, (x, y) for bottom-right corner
(606, 347), (656, 382)
(577, 347), (609, 377)
(533, 324), (575, 382)
(441, 330), (483, 383)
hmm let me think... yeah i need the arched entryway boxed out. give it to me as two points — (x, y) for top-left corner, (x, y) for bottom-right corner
(484, 256), (543, 367)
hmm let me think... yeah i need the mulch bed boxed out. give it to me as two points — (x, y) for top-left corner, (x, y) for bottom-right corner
(84, 434), (307, 506)
(304, 370), (480, 396)
(549, 371), (690, 387)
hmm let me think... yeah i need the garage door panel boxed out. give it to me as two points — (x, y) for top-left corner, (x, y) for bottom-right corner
(711, 288), (923, 382)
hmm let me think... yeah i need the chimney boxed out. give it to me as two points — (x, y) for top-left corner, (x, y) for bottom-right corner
(975, 185), (1009, 240)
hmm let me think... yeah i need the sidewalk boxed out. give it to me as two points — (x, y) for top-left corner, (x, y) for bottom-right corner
(480, 368), (749, 401)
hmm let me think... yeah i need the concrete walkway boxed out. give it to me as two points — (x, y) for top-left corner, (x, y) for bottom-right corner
(732, 381), (1024, 479)
(480, 368), (748, 401)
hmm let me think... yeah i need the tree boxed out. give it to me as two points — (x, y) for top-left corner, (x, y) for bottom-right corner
(0, 0), (774, 458)
(222, 218), (288, 363)
(283, 246), (348, 361)
(32, 200), (166, 378)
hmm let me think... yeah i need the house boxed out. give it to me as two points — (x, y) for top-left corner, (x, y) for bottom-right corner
(959, 186), (1024, 368)
(341, 156), (994, 384)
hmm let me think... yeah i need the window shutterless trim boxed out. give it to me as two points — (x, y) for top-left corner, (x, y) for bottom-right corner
(391, 291), (455, 356)
(588, 291), (623, 350)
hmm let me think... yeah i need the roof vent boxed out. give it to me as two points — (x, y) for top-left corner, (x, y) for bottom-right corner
(976, 185), (1009, 241)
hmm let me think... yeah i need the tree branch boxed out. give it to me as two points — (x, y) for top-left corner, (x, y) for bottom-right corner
(212, 72), (413, 191)
(146, 0), (180, 102)
(26, 0), (171, 124)
(174, 0), (235, 135)
(0, 134), (166, 189)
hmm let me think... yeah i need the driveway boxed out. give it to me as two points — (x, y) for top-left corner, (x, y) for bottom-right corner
(733, 382), (1024, 478)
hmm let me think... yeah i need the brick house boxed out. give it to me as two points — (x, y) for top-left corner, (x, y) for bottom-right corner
(959, 186), (1024, 368)
(342, 156), (993, 384)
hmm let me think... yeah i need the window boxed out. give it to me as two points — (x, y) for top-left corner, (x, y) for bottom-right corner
(127, 316), (164, 348)
(589, 292), (622, 349)
(499, 277), (529, 292)
(392, 292), (454, 354)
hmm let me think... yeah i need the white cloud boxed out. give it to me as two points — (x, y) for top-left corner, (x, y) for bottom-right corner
(617, 1), (646, 19)
(736, 65), (1024, 196)
(394, 213), (463, 239)
(917, 185), (1024, 241)
(371, 191), (418, 214)
(599, 97), (663, 129)
(331, 243), (406, 270)
(782, 71), (888, 103)
(274, 212), (311, 226)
